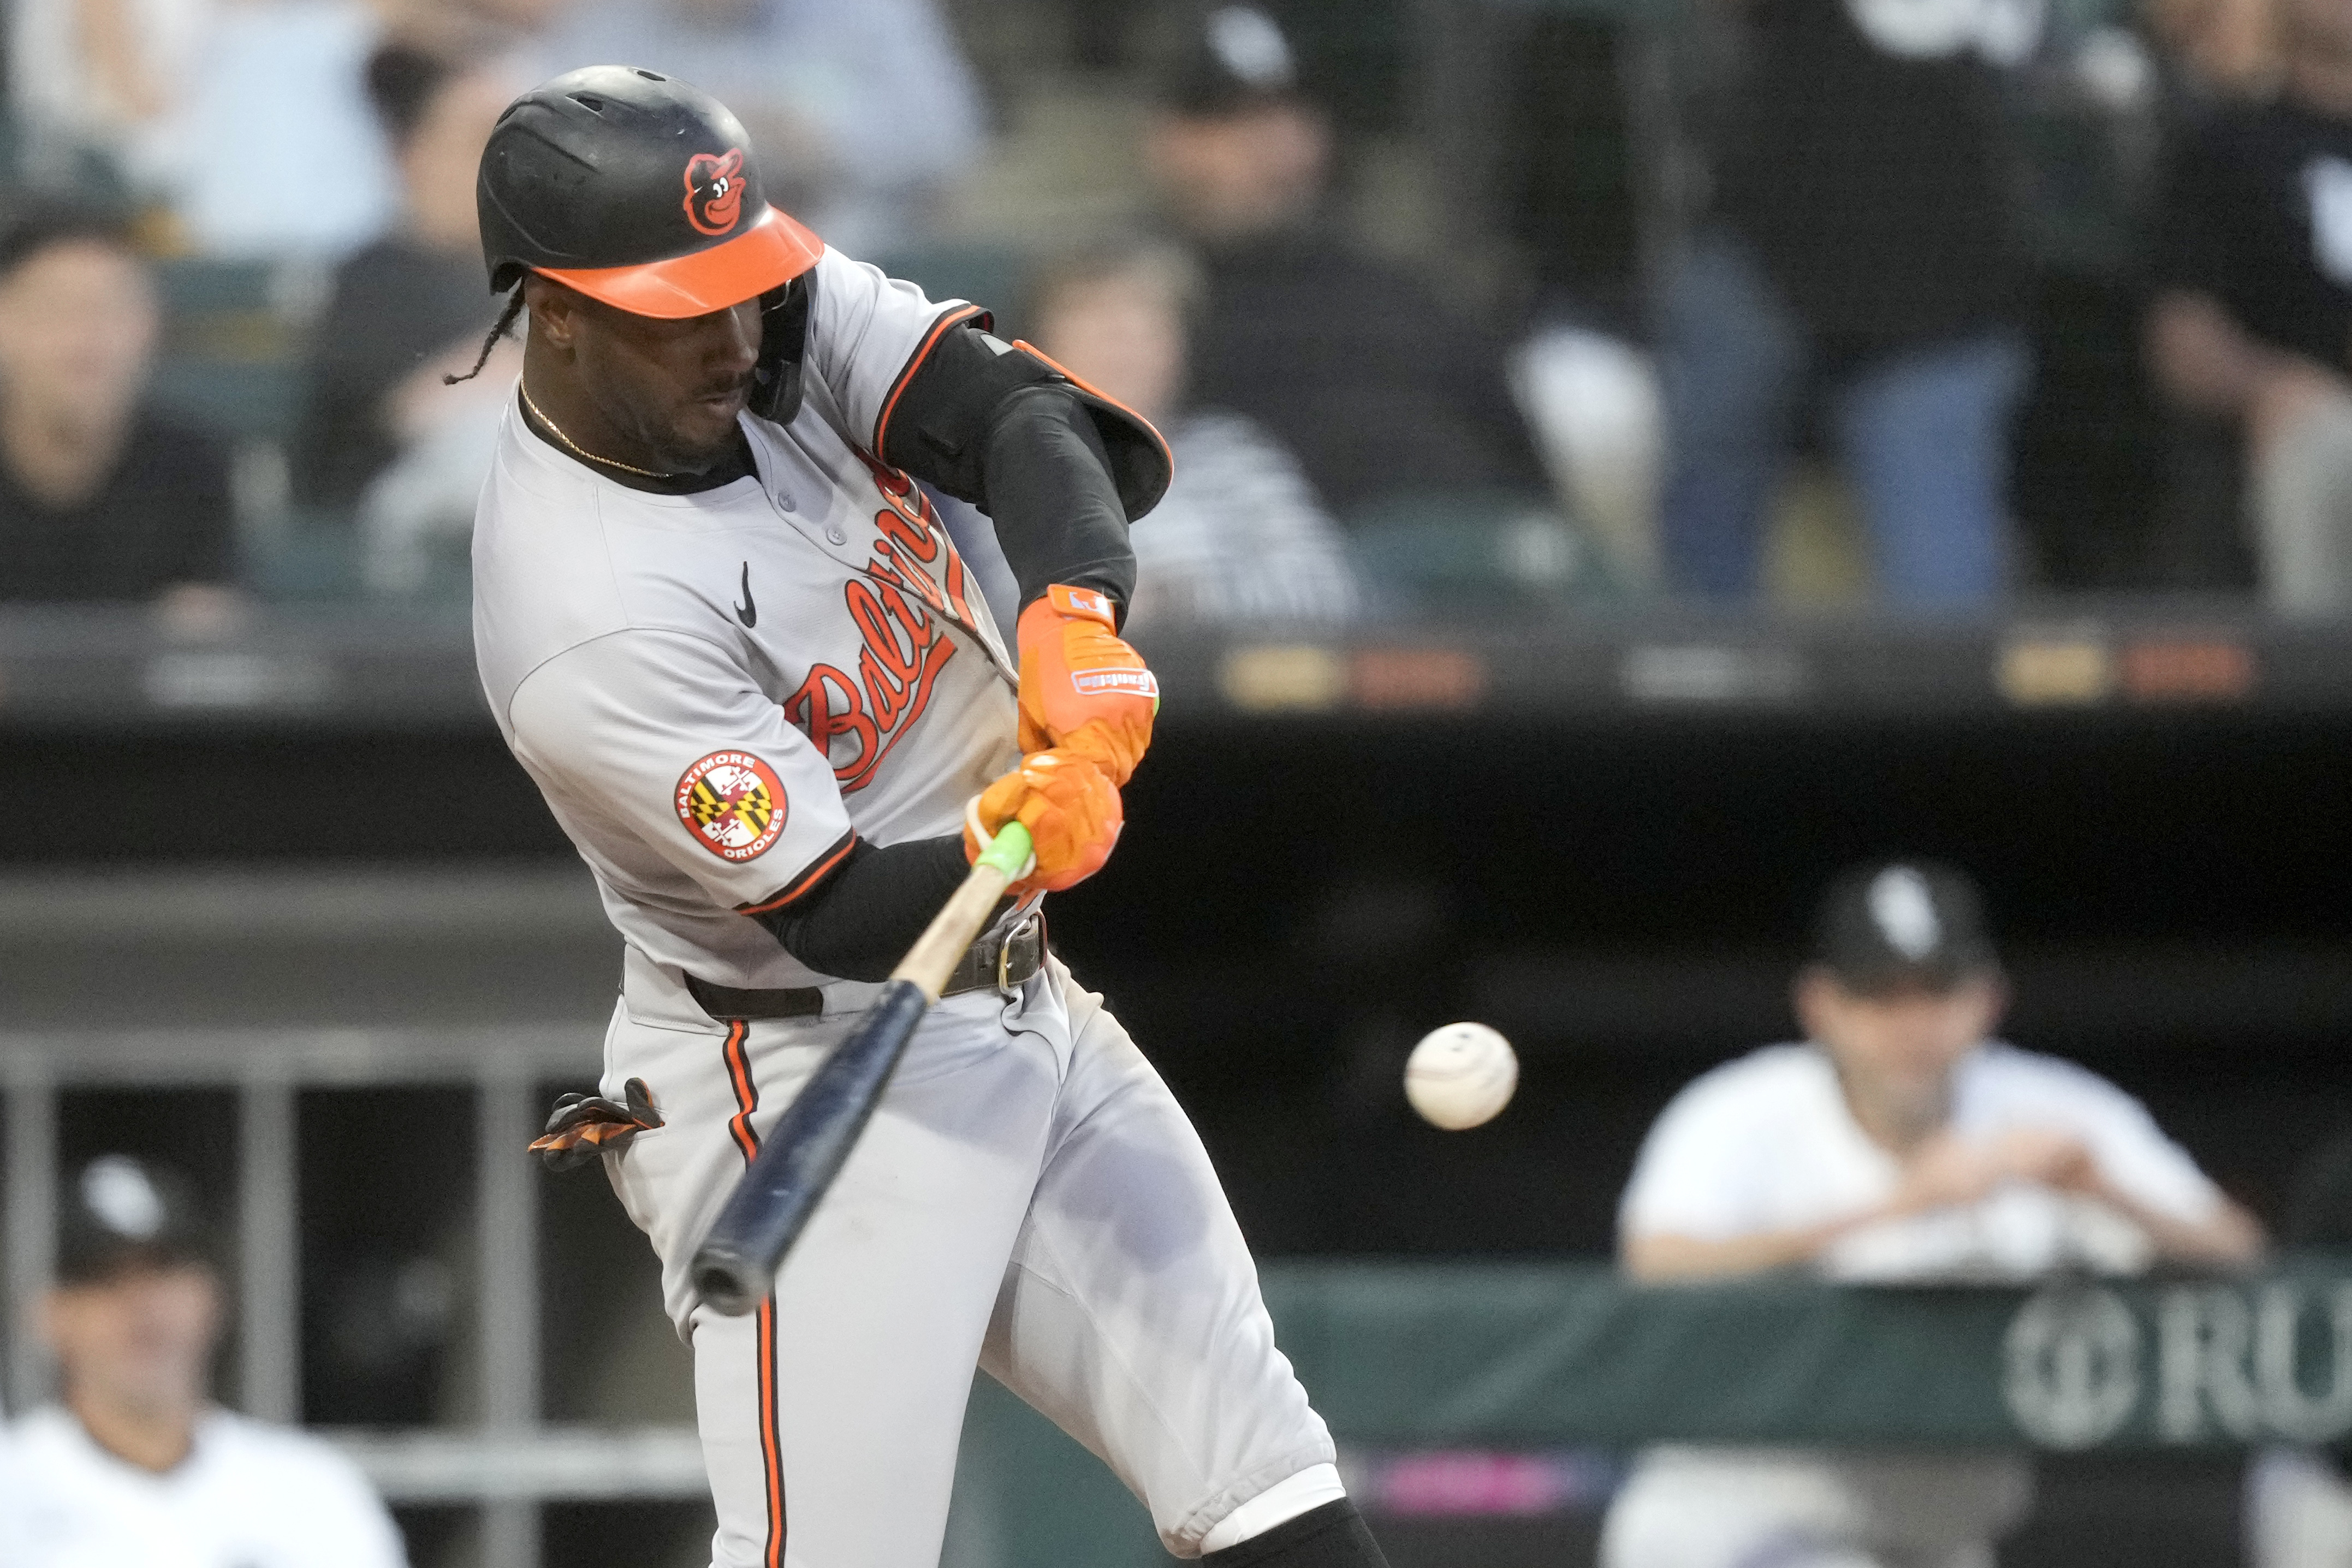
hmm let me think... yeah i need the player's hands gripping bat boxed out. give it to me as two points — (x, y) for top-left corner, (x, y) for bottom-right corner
(1016, 584), (1158, 785)
(690, 821), (1038, 1317)
(963, 749), (1120, 895)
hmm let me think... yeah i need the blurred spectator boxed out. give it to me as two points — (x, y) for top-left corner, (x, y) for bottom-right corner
(1143, 5), (1548, 520)
(0, 207), (240, 610)
(1655, 0), (2038, 605)
(10, 1155), (406, 1566)
(1512, 326), (1666, 588)
(293, 42), (514, 592)
(529, 0), (985, 256)
(1026, 240), (1359, 632)
(1600, 860), (2261, 1568)
(13, 0), (403, 254)
(2149, 0), (2352, 615)
(163, 0), (401, 256)
(2148, 0), (2284, 100)
(6, 0), (208, 190)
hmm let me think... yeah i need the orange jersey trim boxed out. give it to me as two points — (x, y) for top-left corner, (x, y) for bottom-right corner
(873, 303), (987, 465)
(721, 1020), (760, 1166)
(735, 829), (859, 916)
(1008, 337), (1175, 489)
(757, 1296), (786, 1566)
(717, 1023), (788, 1564)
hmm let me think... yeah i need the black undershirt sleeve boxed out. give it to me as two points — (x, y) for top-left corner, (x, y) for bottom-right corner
(879, 323), (1147, 616)
(750, 834), (980, 982)
(756, 321), (1151, 977)
(979, 384), (1136, 613)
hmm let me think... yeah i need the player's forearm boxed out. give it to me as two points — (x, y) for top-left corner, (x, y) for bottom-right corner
(2148, 289), (2307, 417)
(1621, 1219), (1868, 1282)
(752, 834), (980, 981)
(2093, 1181), (2266, 1269)
(978, 385), (1136, 614)
(878, 324), (1156, 619)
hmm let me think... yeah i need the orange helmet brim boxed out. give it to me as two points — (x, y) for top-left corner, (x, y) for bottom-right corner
(534, 206), (823, 318)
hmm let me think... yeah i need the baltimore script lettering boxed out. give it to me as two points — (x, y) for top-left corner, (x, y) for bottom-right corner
(782, 456), (987, 793)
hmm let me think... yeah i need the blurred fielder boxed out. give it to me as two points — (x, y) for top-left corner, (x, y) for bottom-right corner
(5, 1156), (405, 1568)
(1601, 861), (2261, 1568)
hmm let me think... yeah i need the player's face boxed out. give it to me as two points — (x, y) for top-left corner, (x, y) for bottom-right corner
(1799, 970), (2005, 1121)
(545, 286), (764, 472)
(44, 1263), (221, 1418)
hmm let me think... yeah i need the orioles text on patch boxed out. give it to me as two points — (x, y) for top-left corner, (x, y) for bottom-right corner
(676, 750), (787, 861)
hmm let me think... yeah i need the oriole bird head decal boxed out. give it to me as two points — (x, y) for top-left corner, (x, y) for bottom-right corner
(682, 149), (746, 235)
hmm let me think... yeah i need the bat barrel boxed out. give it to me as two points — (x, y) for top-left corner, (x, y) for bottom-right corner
(688, 978), (931, 1315)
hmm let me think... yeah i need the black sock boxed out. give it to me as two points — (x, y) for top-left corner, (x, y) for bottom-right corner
(1200, 1499), (1390, 1567)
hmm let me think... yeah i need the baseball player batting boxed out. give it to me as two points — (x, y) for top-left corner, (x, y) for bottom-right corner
(462, 67), (1388, 1568)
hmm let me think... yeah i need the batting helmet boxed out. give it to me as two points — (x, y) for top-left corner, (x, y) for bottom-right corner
(476, 66), (821, 320)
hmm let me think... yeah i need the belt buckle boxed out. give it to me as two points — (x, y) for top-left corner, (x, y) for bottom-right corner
(996, 913), (1039, 996)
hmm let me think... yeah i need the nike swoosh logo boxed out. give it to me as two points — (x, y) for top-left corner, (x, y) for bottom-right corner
(734, 562), (757, 628)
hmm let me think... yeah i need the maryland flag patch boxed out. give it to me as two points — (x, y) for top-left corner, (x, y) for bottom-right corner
(675, 751), (787, 862)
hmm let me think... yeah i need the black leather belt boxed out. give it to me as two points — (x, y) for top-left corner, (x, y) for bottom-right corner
(685, 913), (1046, 1023)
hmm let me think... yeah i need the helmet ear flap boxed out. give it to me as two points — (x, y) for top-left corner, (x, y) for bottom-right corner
(747, 272), (813, 424)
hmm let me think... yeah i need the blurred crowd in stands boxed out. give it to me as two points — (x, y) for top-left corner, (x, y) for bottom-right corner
(7, 0), (2352, 622)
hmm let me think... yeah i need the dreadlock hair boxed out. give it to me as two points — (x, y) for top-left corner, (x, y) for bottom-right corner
(446, 285), (526, 385)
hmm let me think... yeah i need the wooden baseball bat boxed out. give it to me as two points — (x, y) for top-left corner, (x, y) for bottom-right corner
(689, 822), (1036, 1316)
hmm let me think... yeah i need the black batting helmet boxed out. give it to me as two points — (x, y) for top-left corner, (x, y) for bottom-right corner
(476, 66), (821, 319)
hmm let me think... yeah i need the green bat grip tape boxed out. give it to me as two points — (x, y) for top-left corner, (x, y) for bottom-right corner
(977, 821), (1035, 878)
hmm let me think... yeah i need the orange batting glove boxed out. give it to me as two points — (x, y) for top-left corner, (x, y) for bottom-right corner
(1015, 585), (1158, 787)
(963, 749), (1122, 894)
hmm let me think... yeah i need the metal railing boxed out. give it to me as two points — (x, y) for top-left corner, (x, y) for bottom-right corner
(0, 1025), (700, 1568)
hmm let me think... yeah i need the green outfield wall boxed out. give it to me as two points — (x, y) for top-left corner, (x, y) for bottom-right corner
(944, 1259), (2352, 1567)
(1259, 1261), (2352, 1450)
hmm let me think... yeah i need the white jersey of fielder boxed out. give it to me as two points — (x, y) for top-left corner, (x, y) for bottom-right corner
(473, 245), (1019, 997)
(3, 1406), (406, 1568)
(1602, 1042), (2229, 1568)
(1619, 1040), (2228, 1280)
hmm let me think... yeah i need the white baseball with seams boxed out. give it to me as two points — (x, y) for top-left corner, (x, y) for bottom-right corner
(1405, 1022), (1519, 1130)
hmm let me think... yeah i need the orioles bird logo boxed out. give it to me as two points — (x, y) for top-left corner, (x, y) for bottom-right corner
(682, 149), (746, 236)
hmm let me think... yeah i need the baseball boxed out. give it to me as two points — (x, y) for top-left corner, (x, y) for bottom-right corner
(1404, 1022), (1518, 1130)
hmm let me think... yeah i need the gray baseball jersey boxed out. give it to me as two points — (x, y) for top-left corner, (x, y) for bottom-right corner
(472, 246), (1338, 1566)
(476, 245), (1018, 997)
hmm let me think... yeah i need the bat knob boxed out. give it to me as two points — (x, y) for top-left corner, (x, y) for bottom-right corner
(691, 1245), (769, 1317)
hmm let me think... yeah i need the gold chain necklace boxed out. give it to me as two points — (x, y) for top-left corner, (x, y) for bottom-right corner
(518, 381), (674, 480)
